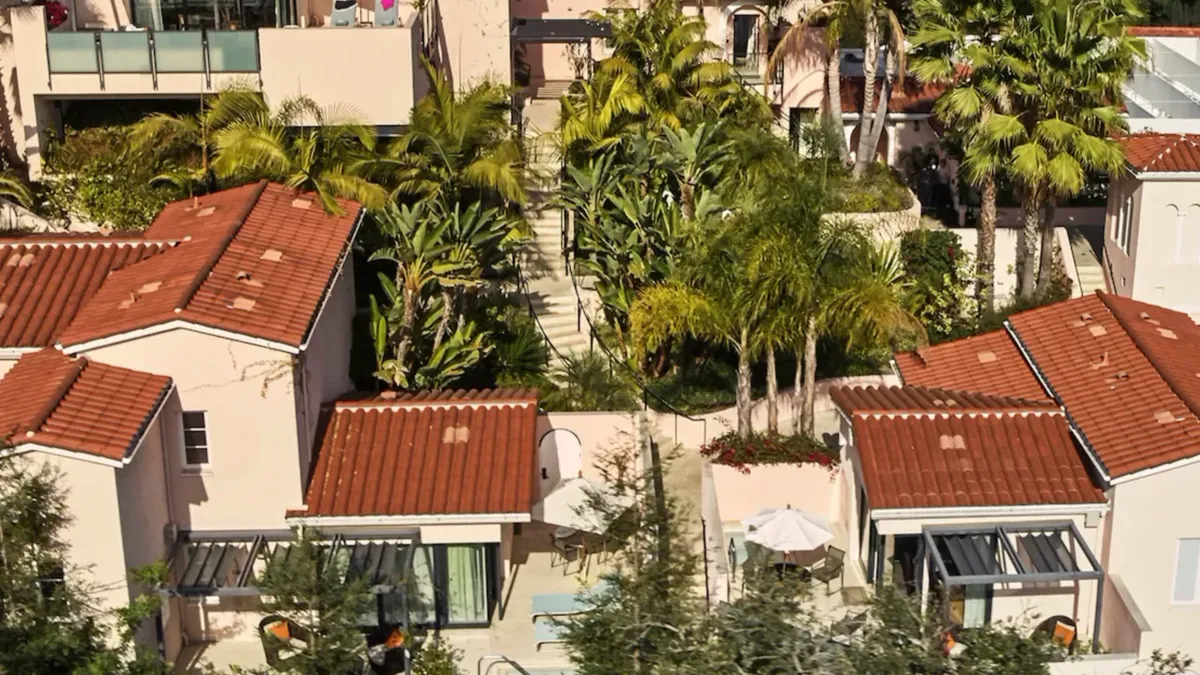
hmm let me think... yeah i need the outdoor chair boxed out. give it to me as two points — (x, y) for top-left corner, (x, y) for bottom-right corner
(810, 546), (845, 596)
(829, 609), (869, 647)
(259, 615), (311, 668)
(550, 533), (581, 573)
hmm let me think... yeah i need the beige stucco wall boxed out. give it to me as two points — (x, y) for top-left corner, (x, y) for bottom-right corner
(435, 0), (510, 90)
(1106, 461), (1200, 660)
(295, 264), (356, 474)
(84, 329), (304, 531)
(258, 22), (423, 127)
(711, 463), (839, 529)
(42, 453), (130, 611)
(1110, 177), (1200, 320)
(535, 411), (640, 498)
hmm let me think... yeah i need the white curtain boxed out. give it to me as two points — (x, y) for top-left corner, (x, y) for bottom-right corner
(963, 585), (988, 628)
(445, 546), (487, 624)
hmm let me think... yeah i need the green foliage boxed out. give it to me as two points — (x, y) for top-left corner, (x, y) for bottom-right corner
(410, 637), (464, 675)
(829, 162), (915, 213)
(541, 351), (639, 412)
(900, 228), (976, 342)
(492, 309), (551, 389)
(255, 530), (373, 675)
(41, 127), (176, 231)
(700, 430), (839, 472)
(0, 458), (168, 675)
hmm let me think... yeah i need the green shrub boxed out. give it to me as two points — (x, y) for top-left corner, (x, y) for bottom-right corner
(541, 351), (639, 412)
(830, 163), (914, 214)
(39, 126), (176, 231)
(900, 228), (975, 342)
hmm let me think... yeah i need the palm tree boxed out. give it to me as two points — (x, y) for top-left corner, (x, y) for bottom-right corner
(654, 122), (731, 221)
(212, 95), (386, 213)
(542, 352), (639, 412)
(129, 84), (266, 195)
(369, 60), (526, 207)
(558, 72), (646, 156)
(769, 0), (906, 176)
(0, 172), (32, 209)
(981, 0), (1144, 298)
(910, 0), (1022, 315)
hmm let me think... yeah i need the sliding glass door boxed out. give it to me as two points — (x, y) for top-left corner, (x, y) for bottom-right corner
(445, 545), (489, 624)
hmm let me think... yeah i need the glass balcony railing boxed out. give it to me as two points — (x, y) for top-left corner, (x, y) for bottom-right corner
(46, 29), (258, 78)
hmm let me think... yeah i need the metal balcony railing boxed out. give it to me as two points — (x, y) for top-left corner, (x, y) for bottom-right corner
(46, 28), (259, 89)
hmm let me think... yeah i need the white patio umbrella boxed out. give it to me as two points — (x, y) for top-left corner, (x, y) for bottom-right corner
(539, 477), (634, 534)
(741, 507), (833, 553)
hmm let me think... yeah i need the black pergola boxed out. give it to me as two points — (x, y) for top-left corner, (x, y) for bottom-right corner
(168, 529), (421, 597)
(510, 18), (612, 44)
(918, 521), (1105, 653)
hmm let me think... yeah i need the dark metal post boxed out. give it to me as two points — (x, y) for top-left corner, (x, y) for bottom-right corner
(201, 29), (212, 90)
(1092, 577), (1104, 654)
(148, 30), (158, 90)
(94, 32), (105, 90)
(701, 518), (710, 609)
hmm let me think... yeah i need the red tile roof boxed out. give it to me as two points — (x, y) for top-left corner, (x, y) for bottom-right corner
(830, 385), (1056, 415)
(849, 402), (1106, 509)
(895, 329), (1049, 401)
(840, 76), (948, 115)
(1010, 293), (1200, 478)
(1117, 133), (1200, 173)
(1129, 26), (1200, 37)
(0, 238), (170, 347)
(295, 390), (540, 518)
(56, 182), (361, 351)
(0, 348), (171, 462)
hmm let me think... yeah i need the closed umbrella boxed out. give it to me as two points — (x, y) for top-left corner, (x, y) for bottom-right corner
(741, 507), (833, 553)
(539, 477), (633, 534)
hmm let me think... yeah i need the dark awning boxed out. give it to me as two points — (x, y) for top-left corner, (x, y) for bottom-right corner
(511, 18), (612, 43)
(166, 530), (420, 597)
(922, 521), (1102, 587)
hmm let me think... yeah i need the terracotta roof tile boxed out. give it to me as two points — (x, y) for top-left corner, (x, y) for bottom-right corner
(840, 76), (947, 115)
(1010, 293), (1200, 477)
(1117, 133), (1200, 173)
(297, 390), (540, 517)
(57, 182), (361, 350)
(851, 408), (1106, 509)
(0, 348), (171, 462)
(895, 329), (1048, 400)
(0, 238), (169, 347)
(831, 385), (1056, 414)
(1129, 26), (1200, 37)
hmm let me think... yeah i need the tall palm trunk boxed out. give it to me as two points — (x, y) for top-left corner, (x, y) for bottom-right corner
(433, 287), (453, 350)
(680, 181), (695, 221)
(800, 316), (819, 436)
(977, 174), (997, 316)
(825, 51), (850, 163)
(1036, 202), (1057, 298)
(1018, 190), (1041, 299)
(736, 329), (752, 438)
(791, 345), (804, 435)
(766, 349), (778, 433)
(853, 9), (880, 178)
(395, 281), (418, 377)
(862, 47), (893, 172)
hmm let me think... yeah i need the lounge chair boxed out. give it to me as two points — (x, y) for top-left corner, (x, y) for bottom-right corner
(810, 546), (845, 595)
(534, 616), (564, 649)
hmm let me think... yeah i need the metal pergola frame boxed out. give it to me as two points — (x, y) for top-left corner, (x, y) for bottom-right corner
(167, 528), (422, 598)
(918, 521), (1105, 654)
(510, 18), (613, 44)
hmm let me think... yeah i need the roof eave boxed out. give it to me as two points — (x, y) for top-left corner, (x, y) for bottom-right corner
(285, 512), (533, 527)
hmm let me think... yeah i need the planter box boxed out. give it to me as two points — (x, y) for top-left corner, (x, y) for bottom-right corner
(824, 187), (922, 242)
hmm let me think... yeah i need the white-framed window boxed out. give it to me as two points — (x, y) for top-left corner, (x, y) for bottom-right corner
(1171, 538), (1200, 604)
(1114, 194), (1134, 254)
(181, 411), (210, 471)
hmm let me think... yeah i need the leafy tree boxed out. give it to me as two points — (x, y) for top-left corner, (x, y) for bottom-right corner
(770, 0), (907, 176)
(0, 458), (168, 675)
(213, 95), (387, 213)
(0, 170), (32, 209)
(368, 60), (525, 207)
(910, 0), (1022, 315)
(975, 0), (1144, 298)
(253, 530), (372, 675)
(409, 637), (464, 675)
(128, 84), (267, 196)
(653, 122), (731, 221)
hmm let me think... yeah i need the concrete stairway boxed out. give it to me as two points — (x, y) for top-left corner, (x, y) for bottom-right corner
(520, 97), (597, 363)
(1067, 227), (1108, 295)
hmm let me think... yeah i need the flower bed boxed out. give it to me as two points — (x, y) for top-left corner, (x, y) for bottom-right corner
(700, 431), (839, 475)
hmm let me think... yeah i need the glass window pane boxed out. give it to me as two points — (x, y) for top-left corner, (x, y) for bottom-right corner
(47, 33), (98, 73)
(185, 446), (209, 466)
(182, 411), (206, 428)
(445, 545), (487, 624)
(184, 429), (208, 447)
(406, 546), (435, 624)
(1174, 539), (1200, 603)
(99, 32), (151, 73)
(207, 31), (258, 72)
(154, 31), (204, 72)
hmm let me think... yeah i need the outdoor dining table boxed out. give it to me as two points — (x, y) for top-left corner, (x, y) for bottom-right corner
(773, 561), (812, 582)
